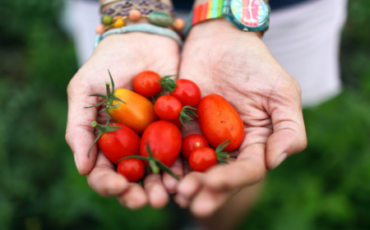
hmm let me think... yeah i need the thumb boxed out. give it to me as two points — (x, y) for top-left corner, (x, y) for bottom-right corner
(65, 78), (100, 175)
(266, 97), (307, 170)
(266, 127), (307, 170)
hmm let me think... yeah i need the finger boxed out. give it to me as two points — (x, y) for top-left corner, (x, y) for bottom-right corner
(177, 171), (204, 198)
(66, 78), (100, 175)
(175, 171), (204, 208)
(266, 90), (307, 170)
(116, 183), (148, 210)
(204, 143), (266, 191)
(87, 151), (129, 197)
(190, 187), (238, 218)
(162, 158), (184, 194)
(143, 173), (169, 209)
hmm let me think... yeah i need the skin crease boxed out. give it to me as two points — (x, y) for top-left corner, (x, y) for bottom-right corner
(65, 33), (180, 210)
(164, 18), (307, 224)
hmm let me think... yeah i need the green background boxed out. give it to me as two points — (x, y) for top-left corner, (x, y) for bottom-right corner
(1, 0), (369, 229)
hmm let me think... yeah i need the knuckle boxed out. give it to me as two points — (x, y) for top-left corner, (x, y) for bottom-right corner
(252, 166), (265, 184)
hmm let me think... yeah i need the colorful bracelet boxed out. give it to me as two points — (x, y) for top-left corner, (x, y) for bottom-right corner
(96, 0), (184, 34)
(94, 24), (182, 49)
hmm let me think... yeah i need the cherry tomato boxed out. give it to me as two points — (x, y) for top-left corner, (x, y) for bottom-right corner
(170, 79), (201, 107)
(189, 147), (217, 172)
(197, 94), (244, 151)
(140, 120), (182, 167)
(154, 95), (182, 121)
(98, 123), (140, 164)
(117, 158), (145, 182)
(170, 117), (182, 128)
(133, 71), (162, 98)
(109, 89), (158, 134)
(182, 134), (209, 159)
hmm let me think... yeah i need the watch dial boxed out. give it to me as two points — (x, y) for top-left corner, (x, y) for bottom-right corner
(230, 0), (268, 27)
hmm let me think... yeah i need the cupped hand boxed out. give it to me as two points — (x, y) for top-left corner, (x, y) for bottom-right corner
(171, 19), (307, 217)
(65, 33), (180, 210)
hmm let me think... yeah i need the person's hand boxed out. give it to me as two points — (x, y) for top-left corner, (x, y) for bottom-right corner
(65, 33), (180, 210)
(171, 19), (307, 217)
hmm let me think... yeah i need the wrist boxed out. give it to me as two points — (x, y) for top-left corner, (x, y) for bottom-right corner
(190, 0), (268, 39)
(189, 18), (263, 39)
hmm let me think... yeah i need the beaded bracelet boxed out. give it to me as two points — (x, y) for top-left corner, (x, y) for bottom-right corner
(94, 24), (182, 49)
(96, 0), (185, 34)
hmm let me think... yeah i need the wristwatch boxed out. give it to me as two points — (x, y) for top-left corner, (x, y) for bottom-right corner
(186, 0), (270, 33)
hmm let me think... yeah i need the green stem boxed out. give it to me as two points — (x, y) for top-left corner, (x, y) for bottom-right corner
(117, 143), (180, 181)
(149, 160), (160, 174)
(179, 106), (198, 128)
(87, 110), (121, 156)
(84, 70), (125, 112)
(215, 140), (230, 164)
(158, 75), (177, 92)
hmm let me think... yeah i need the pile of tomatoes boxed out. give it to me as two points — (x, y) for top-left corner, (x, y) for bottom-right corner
(86, 70), (244, 182)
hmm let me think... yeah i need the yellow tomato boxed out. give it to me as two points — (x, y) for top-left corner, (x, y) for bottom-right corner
(108, 89), (157, 135)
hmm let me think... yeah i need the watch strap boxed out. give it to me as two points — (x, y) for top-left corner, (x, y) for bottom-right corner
(186, 0), (227, 32)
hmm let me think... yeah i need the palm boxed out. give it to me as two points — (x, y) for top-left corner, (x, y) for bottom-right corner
(66, 33), (180, 209)
(173, 20), (306, 217)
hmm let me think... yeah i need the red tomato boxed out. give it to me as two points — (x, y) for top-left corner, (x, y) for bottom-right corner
(133, 70), (162, 98)
(182, 134), (209, 159)
(197, 94), (244, 151)
(98, 123), (141, 164)
(117, 159), (145, 182)
(154, 95), (182, 121)
(140, 121), (182, 167)
(189, 147), (217, 172)
(170, 79), (201, 107)
(170, 117), (182, 128)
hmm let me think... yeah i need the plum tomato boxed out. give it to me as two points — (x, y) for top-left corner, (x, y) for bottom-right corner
(140, 120), (182, 167)
(170, 79), (201, 107)
(189, 147), (217, 172)
(95, 123), (141, 164)
(197, 94), (244, 151)
(182, 134), (209, 159)
(108, 89), (158, 134)
(117, 158), (145, 182)
(133, 70), (162, 98)
(154, 95), (182, 121)
(88, 72), (157, 135)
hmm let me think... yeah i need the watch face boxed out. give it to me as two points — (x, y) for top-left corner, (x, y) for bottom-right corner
(230, 0), (269, 28)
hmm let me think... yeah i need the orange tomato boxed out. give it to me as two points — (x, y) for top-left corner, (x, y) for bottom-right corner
(108, 89), (157, 134)
(197, 94), (244, 152)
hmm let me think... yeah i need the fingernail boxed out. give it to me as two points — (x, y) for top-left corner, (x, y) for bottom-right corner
(74, 154), (81, 173)
(175, 194), (189, 208)
(125, 200), (136, 209)
(193, 198), (213, 214)
(150, 185), (163, 200)
(165, 178), (178, 194)
(272, 152), (287, 170)
(178, 181), (194, 196)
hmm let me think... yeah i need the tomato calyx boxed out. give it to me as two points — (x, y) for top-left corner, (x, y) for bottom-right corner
(158, 75), (177, 92)
(179, 106), (198, 128)
(215, 140), (231, 164)
(85, 70), (125, 113)
(151, 92), (164, 104)
(88, 111), (122, 156)
(118, 143), (180, 181)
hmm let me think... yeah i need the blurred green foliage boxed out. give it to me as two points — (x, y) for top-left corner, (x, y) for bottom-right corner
(0, 0), (369, 229)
